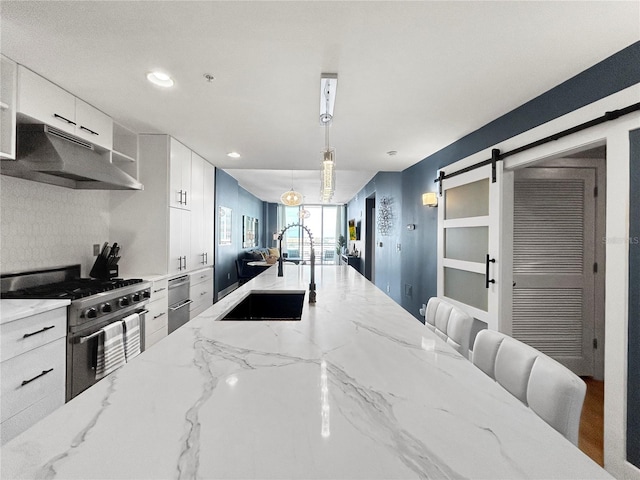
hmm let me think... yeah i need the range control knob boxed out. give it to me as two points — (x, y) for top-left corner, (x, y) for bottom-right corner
(142, 290), (151, 299)
(85, 307), (98, 319)
(101, 303), (112, 314)
(131, 293), (141, 302)
(118, 297), (130, 308)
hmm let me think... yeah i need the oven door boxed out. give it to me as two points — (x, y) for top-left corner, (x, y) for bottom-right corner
(66, 308), (147, 402)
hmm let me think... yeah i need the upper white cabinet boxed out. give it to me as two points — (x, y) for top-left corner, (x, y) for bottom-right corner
(190, 153), (215, 267)
(74, 99), (113, 148)
(169, 138), (191, 210)
(0, 55), (17, 159)
(16, 66), (113, 150)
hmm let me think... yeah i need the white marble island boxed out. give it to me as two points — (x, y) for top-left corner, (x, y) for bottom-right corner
(1, 264), (609, 479)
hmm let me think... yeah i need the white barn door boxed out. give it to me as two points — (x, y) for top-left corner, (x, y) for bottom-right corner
(437, 161), (503, 330)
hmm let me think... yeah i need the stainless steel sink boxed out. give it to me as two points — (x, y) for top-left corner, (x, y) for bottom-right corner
(221, 290), (305, 321)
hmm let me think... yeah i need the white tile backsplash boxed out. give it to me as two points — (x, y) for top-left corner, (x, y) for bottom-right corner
(1, 176), (110, 276)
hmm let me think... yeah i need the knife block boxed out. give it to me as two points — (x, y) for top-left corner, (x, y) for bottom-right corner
(89, 258), (119, 280)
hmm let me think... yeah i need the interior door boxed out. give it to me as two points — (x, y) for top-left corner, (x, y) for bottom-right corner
(438, 162), (502, 330)
(512, 167), (596, 375)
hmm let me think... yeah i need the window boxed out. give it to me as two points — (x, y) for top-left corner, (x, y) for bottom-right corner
(277, 205), (345, 265)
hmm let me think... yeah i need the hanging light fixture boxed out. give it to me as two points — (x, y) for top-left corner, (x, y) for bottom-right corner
(319, 73), (337, 203)
(281, 171), (303, 206)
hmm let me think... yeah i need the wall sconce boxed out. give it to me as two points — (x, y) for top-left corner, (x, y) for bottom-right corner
(422, 192), (438, 207)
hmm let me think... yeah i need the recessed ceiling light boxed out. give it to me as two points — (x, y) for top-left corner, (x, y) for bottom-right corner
(146, 71), (174, 87)
(227, 152), (241, 158)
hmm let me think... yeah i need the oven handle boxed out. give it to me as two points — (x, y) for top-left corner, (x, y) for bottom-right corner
(77, 309), (149, 344)
(169, 299), (193, 312)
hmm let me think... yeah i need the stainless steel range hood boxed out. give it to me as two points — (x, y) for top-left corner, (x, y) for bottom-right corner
(1, 125), (143, 190)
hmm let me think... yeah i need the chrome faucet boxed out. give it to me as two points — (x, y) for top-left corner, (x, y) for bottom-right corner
(277, 223), (316, 303)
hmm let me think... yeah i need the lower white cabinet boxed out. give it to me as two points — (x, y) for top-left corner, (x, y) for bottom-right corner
(189, 267), (214, 319)
(0, 307), (66, 445)
(145, 278), (169, 349)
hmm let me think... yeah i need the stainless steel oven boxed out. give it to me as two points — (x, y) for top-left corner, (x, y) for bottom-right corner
(67, 303), (148, 401)
(1, 265), (151, 402)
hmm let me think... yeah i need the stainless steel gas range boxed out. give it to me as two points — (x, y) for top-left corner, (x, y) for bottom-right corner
(1, 265), (151, 401)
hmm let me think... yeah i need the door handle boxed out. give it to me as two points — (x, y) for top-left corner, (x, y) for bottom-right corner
(485, 254), (496, 288)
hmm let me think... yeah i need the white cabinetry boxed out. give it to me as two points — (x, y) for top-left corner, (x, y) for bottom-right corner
(169, 207), (191, 275)
(111, 122), (139, 180)
(16, 65), (113, 150)
(110, 134), (215, 277)
(145, 278), (169, 348)
(169, 137), (191, 210)
(190, 153), (215, 267)
(1, 55), (17, 159)
(1, 306), (66, 445)
(189, 267), (214, 319)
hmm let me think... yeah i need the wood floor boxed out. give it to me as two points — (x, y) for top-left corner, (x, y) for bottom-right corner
(579, 377), (604, 466)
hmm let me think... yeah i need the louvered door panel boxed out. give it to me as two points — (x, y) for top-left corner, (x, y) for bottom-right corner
(514, 180), (584, 275)
(512, 167), (595, 375)
(512, 288), (583, 357)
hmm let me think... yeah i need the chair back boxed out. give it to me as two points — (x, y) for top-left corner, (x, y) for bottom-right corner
(472, 330), (586, 445)
(424, 298), (474, 359)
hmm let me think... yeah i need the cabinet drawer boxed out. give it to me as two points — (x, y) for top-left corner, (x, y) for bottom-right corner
(145, 328), (167, 350)
(190, 267), (213, 286)
(17, 66), (76, 135)
(1, 337), (65, 423)
(1, 390), (65, 445)
(145, 299), (168, 337)
(1, 308), (66, 362)
(150, 278), (169, 302)
(190, 279), (212, 306)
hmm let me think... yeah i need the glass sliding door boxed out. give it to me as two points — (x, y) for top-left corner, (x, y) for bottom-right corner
(277, 205), (345, 265)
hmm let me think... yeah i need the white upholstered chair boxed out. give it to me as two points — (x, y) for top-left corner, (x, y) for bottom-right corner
(424, 297), (475, 359)
(472, 329), (586, 445)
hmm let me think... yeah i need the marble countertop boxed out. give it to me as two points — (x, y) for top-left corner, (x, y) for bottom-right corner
(0, 299), (71, 324)
(1, 265), (609, 479)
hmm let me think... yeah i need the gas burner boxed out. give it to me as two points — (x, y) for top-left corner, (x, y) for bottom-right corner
(2, 278), (145, 300)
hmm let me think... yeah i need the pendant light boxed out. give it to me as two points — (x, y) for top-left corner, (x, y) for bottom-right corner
(319, 74), (337, 203)
(281, 171), (303, 206)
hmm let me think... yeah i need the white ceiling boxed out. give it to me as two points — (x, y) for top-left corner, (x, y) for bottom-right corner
(1, 1), (638, 204)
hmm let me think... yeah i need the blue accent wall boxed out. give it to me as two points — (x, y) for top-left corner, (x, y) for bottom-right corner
(348, 42), (640, 321)
(214, 169), (265, 299)
(628, 128), (640, 468)
(347, 172), (403, 303)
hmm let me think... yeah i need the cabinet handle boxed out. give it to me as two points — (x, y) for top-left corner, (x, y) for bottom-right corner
(21, 368), (54, 387)
(200, 291), (207, 296)
(177, 190), (184, 205)
(53, 113), (76, 126)
(153, 287), (166, 293)
(79, 125), (99, 136)
(485, 254), (496, 288)
(23, 325), (55, 338)
(153, 312), (166, 319)
(183, 256), (187, 269)
(184, 191), (187, 206)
